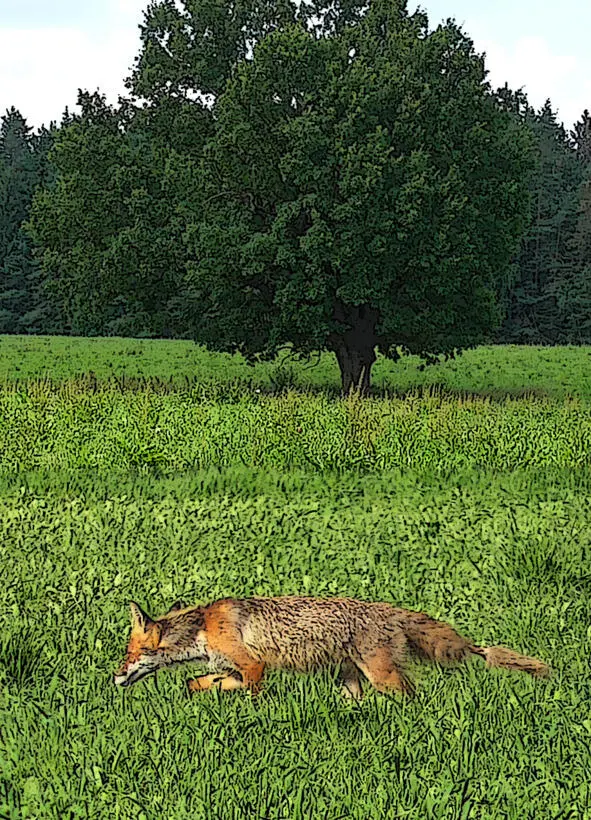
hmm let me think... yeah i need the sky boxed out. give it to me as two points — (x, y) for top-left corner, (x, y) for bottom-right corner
(0, 0), (589, 132)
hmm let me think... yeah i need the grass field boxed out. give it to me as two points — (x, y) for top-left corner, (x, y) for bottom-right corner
(1, 336), (590, 819)
(3, 334), (591, 399)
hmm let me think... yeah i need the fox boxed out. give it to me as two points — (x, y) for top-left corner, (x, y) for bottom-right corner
(113, 596), (550, 699)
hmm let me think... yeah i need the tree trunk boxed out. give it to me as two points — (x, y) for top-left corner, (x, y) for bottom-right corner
(329, 302), (379, 395)
(334, 342), (376, 395)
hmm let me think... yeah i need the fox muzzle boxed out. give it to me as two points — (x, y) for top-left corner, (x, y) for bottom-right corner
(113, 657), (160, 687)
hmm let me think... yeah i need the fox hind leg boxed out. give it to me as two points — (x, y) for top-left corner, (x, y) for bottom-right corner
(339, 660), (364, 700)
(355, 647), (415, 698)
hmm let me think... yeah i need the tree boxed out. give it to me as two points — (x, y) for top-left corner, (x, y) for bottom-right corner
(570, 109), (591, 165)
(21, 123), (66, 333)
(28, 0), (535, 388)
(28, 92), (186, 336)
(556, 109), (591, 343)
(569, 110), (591, 268)
(0, 108), (56, 333)
(172, 0), (535, 390)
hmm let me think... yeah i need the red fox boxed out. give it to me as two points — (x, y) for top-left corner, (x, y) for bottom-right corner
(113, 596), (550, 698)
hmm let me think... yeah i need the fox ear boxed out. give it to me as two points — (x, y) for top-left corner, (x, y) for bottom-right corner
(129, 601), (153, 631)
(145, 621), (162, 649)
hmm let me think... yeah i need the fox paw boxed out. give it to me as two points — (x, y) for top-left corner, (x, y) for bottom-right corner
(187, 678), (208, 694)
(340, 683), (364, 701)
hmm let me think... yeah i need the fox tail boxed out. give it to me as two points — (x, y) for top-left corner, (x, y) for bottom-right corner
(469, 644), (550, 677)
(402, 612), (550, 678)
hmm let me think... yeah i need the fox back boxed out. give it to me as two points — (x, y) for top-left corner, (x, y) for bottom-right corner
(232, 596), (413, 670)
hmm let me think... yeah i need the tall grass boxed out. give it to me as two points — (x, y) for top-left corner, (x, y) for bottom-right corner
(0, 381), (590, 473)
(1, 337), (590, 818)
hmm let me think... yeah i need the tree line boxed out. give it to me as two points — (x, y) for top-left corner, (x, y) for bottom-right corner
(1, 0), (591, 390)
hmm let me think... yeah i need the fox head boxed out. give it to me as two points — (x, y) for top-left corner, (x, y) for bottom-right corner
(114, 600), (208, 688)
(113, 602), (166, 687)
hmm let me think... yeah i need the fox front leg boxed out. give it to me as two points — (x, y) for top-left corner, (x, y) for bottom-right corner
(187, 662), (265, 695)
(187, 672), (246, 693)
(339, 660), (364, 701)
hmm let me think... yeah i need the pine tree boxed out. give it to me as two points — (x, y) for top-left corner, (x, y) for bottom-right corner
(0, 108), (37, 332)
(0, 109), (61, 333)
(558, 109), (591, 342)
(569, 110), (591, 268)
(570, 109), (591, 165)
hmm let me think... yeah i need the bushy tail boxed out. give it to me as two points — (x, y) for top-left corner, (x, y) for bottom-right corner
(402, 611), (550, 677)
(469, 644), (550, 678)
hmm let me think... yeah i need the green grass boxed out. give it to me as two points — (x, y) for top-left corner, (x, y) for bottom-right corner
(3, 334), (591, 399)
(0, 335), (590, 818)
(1, 468), (590, 818)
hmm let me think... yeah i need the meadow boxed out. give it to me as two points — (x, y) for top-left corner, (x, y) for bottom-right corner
(1, 336), (590, 819)
(3, 333), (591, 398)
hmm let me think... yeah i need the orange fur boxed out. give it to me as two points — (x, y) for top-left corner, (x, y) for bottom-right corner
(202, 602), (266, 692)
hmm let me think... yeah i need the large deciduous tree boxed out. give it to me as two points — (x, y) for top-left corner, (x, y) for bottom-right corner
(170, 0), (534, 390)
(28, 0), (535, 389)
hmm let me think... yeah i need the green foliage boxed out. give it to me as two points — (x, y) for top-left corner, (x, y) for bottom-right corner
(497, 97), (591, 344)
(128, 0), (299, 103)
(1, 468), (590, 818)
(27, 92), (185, 337)
(26, 1), (536, 390)
(570, 108), (591, 166)
(0, 109), (58, 334)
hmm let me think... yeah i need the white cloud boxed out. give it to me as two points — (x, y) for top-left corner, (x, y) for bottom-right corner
(0, 0), (146, 128)
(1, 4), (589, 132)
(471, 33), (590, 129)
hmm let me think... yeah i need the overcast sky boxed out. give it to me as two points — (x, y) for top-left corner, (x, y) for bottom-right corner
(1, 0), (589, 132)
